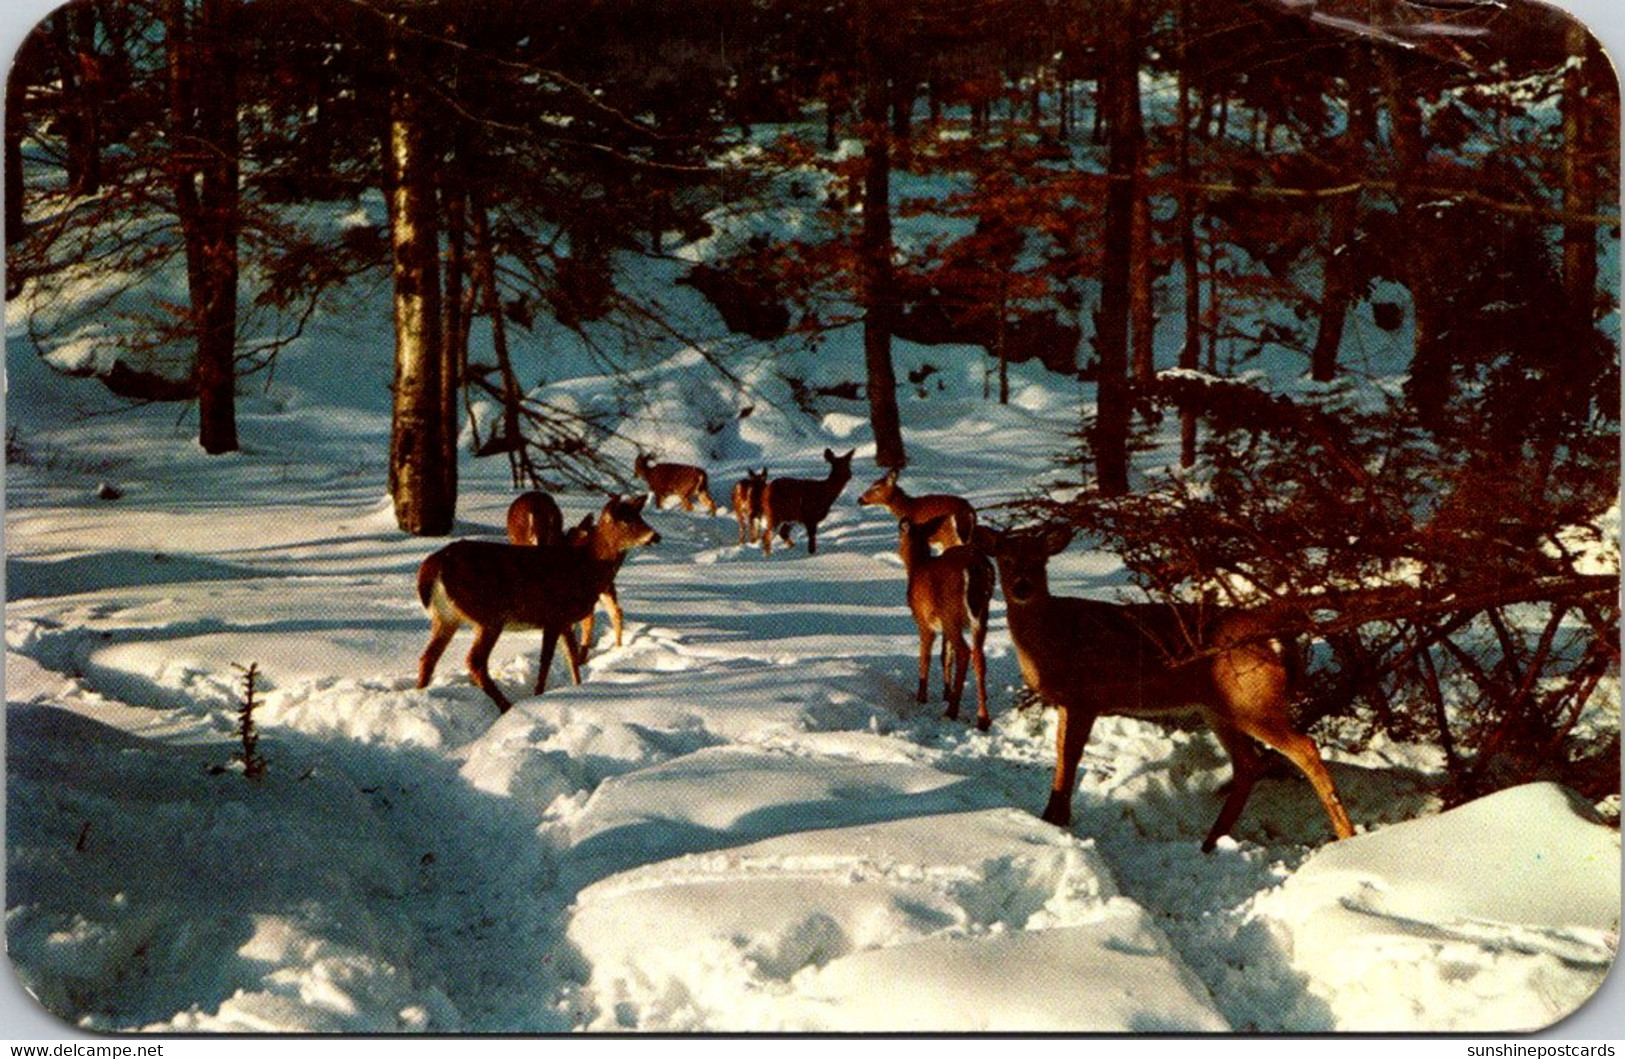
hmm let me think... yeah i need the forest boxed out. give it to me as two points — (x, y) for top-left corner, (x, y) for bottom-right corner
(3, 0), (1621, 1034)
(10, 0), (1618, 813)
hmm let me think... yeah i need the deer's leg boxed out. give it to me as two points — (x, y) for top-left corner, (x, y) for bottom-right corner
(945, 628), (969, 720)
(1237, 714), (1355, 844)
(1202, 720), (1268, 851)
(1042, 705), (1096, 827)
(417, 615), (458, 689)
(969, 635), (990, 732)
(578, 611), (597, 661)
(805, 521), (818, 555)
(562, 626), (585, 685)
(467, 624), (513, 713)
(603, 585), (624, 647)
(535, 628), (560, 696)
(916, 625), (935, 705)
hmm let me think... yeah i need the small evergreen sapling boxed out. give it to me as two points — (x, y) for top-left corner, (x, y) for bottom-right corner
(232, 662), (267, 780)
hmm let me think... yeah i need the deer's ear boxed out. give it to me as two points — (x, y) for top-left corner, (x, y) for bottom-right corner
(627, 494), (648, 513)
(824, 448), (835, 461)
(1043, 525), (1074, 556)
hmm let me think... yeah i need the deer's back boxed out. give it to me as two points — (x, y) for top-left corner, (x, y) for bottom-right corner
(765, 476), (839, 521)
(507, 492), (564, 546)
(1008, 595), (1238, 715)
(429, 540), (615, 628)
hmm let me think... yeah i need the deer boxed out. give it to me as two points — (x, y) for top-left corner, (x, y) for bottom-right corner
(731, 467), (770, 545)
(634, 452), (719, 515)
(973, 525), (1356, 851)
(760, 448), (855, 556)
(505, 490), (565, 547)
(858, 469), (977, 550)
(505, 494), (626, 659)
(417, 495), (660, 713)
(899, 515), (995, 731)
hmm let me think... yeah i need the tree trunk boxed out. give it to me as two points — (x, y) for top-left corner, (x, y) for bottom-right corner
(386, 20), (454, 536)
(52, 8), (102, 198)
(166, 0), (239, 455)
(1310, 50), (1374, 383)
(1177, 0), (1201, 467)
(1092, 0), (1140, 497)
(5, 36), (32, 253)
(859, 0), (906, 470)
(1561, 18), (1600, 337)
(1376, 49), (1448, 421)
(469, 181), (526, 486)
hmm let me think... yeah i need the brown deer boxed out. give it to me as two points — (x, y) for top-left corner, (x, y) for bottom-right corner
(899, 515), (995, 731)
(859, 469), (977, 550)
(505, 497), (625, 659)
(760, 448), (855, 555)
(731, 467), (770, 545)
(634, 452), (718, 514)
(974, 525), (1356, 851)
(505, 490), (565, 546)
(562, 513), (627, 657)
(418, 496), (660, 713)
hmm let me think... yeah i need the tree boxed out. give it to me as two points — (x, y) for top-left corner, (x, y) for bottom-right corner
(382, 12), (455, 536)
(164, 0), (241, 454)
(857, 0), (905, 469)
(1090, 0), (1142, 497)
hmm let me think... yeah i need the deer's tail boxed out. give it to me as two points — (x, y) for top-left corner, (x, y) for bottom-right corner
(416, 552), (443, 610)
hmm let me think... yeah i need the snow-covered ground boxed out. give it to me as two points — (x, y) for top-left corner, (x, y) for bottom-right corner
(4, 265), (1619, 1034)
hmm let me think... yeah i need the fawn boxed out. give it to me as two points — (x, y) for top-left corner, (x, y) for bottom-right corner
(505, 490), (565, 546)
(760, 448), (855, 555)
(974, 525), (1356, 850)
(634, 452), (718, 514)
(505, 494), (626, 659)
(899, 515), (995, 731)
(418, 496), (660, 713)
(859, 469), (977, 550)
(731, 467), (770, 545)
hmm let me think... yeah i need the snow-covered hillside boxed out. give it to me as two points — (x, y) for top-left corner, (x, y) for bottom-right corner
(4, 250), (1619, 1034)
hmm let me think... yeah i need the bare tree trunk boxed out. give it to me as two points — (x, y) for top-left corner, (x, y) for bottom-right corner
(859, 0), (906, 470)
(468, 181), (526, 486)
(166, 0), (239, 455)
(1561, 18), (1601, 337)
(1310, 51), (1374, 383)
(386, 19), (454, 536)
(1092, 0), (1140, 496)
(52, 7), (102, 198)
(1177, 0), (1201, 467)
(1376, 48), (1448, 421)
(1130, 185), (1154, 383)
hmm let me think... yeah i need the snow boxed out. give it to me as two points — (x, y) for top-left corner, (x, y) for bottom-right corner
(4, 41), (1621, 1036)
(6, 288), (1618, 1034)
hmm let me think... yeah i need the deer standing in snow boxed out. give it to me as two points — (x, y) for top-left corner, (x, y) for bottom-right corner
(899, 515), (995, 731)
(731, 467), (769, 545)
(858, 469), (977, 550)
(505, 492), (627, 658)
(418, 496), (660, 713)
(974, 525), (1356, 851)
(505, 490), (565, 547)
(634, 452), (718, 514)
(760, 448), (854, 555)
